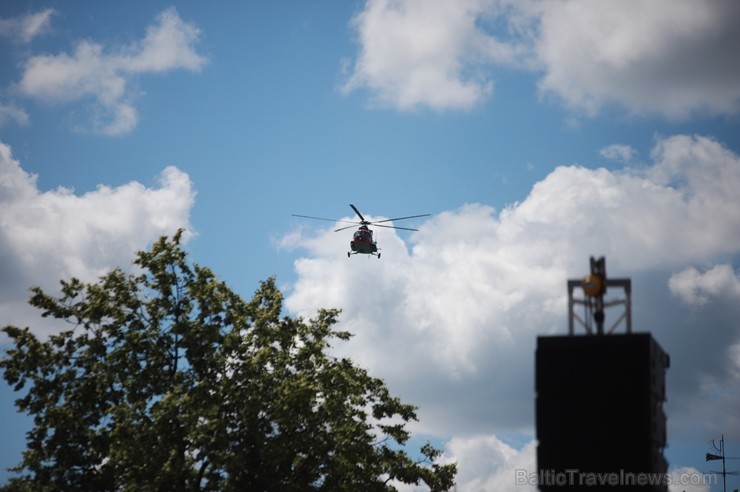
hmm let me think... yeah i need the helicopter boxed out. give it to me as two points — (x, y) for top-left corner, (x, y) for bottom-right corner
(293, 204), (429, 258)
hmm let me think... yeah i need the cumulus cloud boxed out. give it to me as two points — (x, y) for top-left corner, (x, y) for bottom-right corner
(0, 9), (55, 44)
(391, 435), (535, 492)
(341, 0), (528, 111)
(444, 436), (536, 492)
(284, 134), (740, 474)
(343, 0), (740, 118)
(0, 140), (195, 336)
(535, 0), (740, 118)
(17, 7), (205, 135)
(669, 265), (740, 306)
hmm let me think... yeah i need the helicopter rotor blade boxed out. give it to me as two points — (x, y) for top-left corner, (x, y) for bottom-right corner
(295, 208), (429, 233)
(371, 213), (430, 225)
(372, 224), (419, 232)
(349, 204), (366, 223)
(292, 214), (361, 226)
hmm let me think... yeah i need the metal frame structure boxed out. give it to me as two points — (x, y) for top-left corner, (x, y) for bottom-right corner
(567, 277), (632, 336)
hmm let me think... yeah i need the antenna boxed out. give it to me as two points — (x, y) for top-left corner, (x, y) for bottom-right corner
(706, 435), (740, 492)
(567, 256), (632, 335)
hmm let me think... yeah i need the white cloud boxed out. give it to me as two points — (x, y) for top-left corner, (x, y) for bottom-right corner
(600, 143), (635, 163)
(17, 7), (205, 135)
(343, 0), (740, 118)
(341, 0), (526, 111)
(669, 264), (740, 306)
(391, 435), (536, 492)
(0, 103), (29, 128)
(444, 436), (536, 492)
(667, 467), (712, 492)
(535, 0), (740, 118)
(0, 140), (195, 336)
(0, 9), (55, 44)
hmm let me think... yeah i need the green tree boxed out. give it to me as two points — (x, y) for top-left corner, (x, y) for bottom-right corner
(0, 231), (456, 491)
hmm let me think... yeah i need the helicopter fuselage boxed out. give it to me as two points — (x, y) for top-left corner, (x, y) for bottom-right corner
(350, 226), (379, 256)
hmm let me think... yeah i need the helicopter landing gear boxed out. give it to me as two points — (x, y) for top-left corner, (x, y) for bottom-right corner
(346, 250), (380, 258)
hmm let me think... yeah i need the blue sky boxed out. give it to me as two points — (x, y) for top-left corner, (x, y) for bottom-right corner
(1, 1), (739, 490)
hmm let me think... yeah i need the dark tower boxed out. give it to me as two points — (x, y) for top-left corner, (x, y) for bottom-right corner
(535, 257), (669, 491)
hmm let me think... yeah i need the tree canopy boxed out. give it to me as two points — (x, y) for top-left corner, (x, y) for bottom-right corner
(0, 231), (456, 491)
